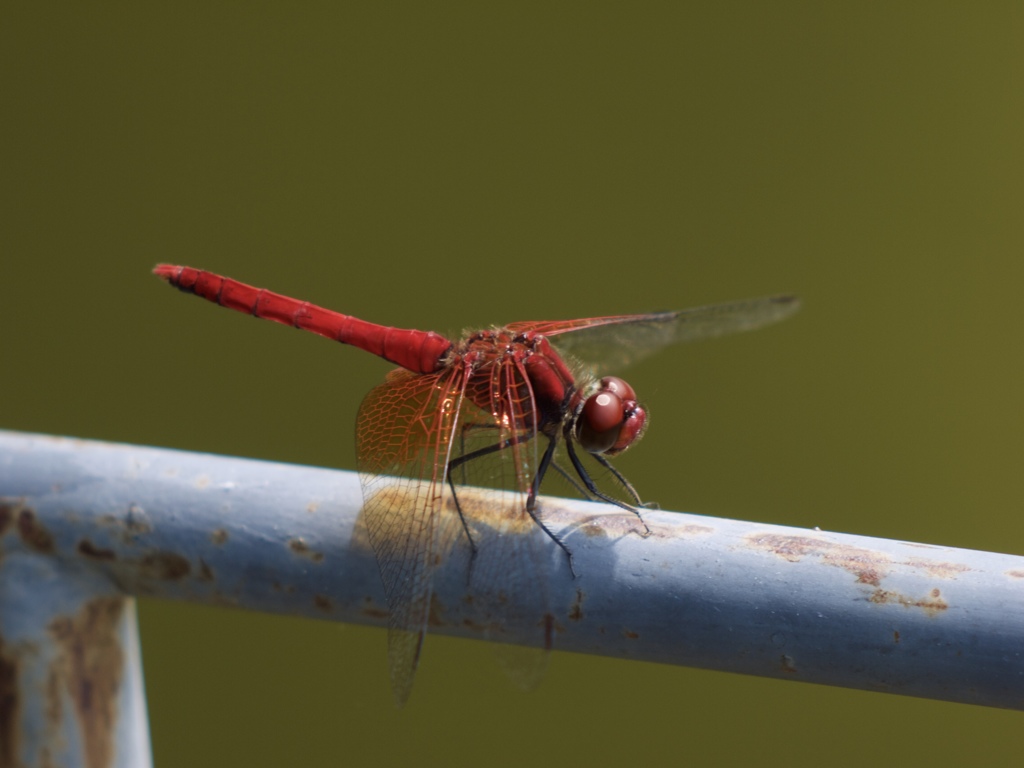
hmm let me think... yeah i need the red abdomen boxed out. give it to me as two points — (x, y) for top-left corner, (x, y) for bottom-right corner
(154, 265), (452, 374)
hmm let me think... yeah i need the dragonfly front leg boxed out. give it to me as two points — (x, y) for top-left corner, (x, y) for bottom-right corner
(563, 437), (652, 536)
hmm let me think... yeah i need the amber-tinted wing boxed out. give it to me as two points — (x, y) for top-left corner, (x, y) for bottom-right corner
(357, 349), (564, 703)
(452, 352), (555, 685)
(356, 364), (471, 706)
(506, 294), (799, 376)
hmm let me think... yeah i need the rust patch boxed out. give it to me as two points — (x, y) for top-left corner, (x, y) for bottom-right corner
(779, 654), (797, 674)
(746, 533), (971, 588)
(313, 594), (333, 613)
(903, 558), (970, 579)
(0, 499), (17, 537)
(622, 629), (639, 640)
(77, 540), (116, 561)
(568, 588), (585, 622)
(198, 558), (214, 582)
(543, 613), (554, 651)
(210, 528), (229, 546)
(17, 508), (55, 554)
(748, 533), (891, 586)
(138, 551), (190, 581)
(869, 587), (947, 617)
(287, 538), (324, 563)
(893, 630), (901, 643)
(428, 593), (446, 628)
(361, 598), (389, 620)
(48, 597), (125, 768)
(643, 521), (714, 540)
(46, 665), (62, 748)
(0, 637), (18, 768)
(1006, 569), (1024, 579)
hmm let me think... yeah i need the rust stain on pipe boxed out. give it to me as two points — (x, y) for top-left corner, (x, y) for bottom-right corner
(48, 597), (126, 768)
(869, 587), (948, 617)
(17, 508), (55, 555)
(0, 500), (16, 538)
(746, 533), (969, 588)
(287, 538), (325, 563)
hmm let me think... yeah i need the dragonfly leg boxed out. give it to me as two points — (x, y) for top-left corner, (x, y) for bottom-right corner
(446, 435), (518, 572)
(526, 435), (578, 578)
(446, 431), (578, 578)
(564, 438), (652, 536)
(590, 453), (646, 507)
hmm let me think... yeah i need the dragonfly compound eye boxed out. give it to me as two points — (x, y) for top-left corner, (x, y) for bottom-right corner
(575, 375), (647, 455)
(598, 375), (636, 402)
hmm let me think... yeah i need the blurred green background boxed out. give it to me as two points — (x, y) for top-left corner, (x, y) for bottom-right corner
(3, 2), (1023, 765)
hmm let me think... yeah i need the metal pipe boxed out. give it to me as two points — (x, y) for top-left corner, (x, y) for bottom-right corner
(1, 429), (1022, 728)
(0, 551), (151, 768)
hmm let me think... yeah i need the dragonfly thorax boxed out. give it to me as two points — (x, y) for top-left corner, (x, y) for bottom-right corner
(453, 329), (579, 433)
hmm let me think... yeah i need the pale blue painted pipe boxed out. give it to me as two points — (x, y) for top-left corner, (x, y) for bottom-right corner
(1, 429), (1023, 765)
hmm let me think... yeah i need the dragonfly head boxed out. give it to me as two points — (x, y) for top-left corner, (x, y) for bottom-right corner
(574, 376), (648, 456)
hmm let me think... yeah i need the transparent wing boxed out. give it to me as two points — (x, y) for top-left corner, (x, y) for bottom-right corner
(356, 365), (470, 706)
(356, 356), (560, 702)
(506, 294), (799, 375)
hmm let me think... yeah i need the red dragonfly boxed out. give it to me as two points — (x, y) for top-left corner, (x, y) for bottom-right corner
(154, 265), (798, 703)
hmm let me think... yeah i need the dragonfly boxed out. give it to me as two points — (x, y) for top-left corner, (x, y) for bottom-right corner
(153, 264), (799, 703)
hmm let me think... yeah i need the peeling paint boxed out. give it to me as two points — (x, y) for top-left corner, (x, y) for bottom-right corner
(48, 597), (125, 768)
